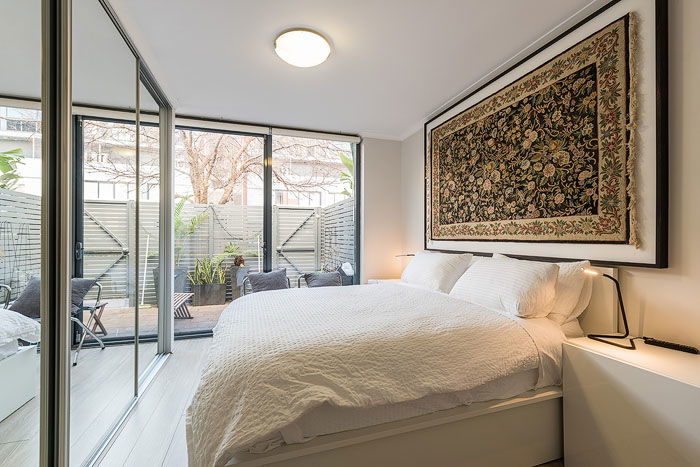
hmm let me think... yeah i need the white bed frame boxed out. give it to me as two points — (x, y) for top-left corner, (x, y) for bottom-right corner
(226, 267), (617, 467)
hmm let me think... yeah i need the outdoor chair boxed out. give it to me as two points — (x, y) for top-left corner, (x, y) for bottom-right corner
(1, 284), (10, 309)
(242, 269), (291, 295)
(5, 277), (108, 366)
(296, 271), (342, 288)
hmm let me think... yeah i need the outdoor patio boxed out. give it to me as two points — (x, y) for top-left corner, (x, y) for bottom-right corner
(80, 302), (232, 339)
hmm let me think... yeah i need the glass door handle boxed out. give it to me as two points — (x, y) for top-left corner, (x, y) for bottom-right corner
(75, 241), (84, 261)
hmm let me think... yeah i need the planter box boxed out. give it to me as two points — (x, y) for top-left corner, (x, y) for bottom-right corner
(191, 283), (226, 306)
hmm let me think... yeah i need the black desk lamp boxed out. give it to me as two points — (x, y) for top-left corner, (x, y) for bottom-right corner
(581, 268), (636, 350)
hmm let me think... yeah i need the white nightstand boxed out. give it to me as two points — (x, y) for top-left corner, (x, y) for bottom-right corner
(366, 279), (401, 284)
(563, 337), (700, 466)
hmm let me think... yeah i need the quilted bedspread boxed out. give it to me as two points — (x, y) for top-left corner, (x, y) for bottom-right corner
(186, 283), (563, 466)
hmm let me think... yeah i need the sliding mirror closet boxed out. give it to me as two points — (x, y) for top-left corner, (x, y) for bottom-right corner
(0, 1), (172, 465)
(70, 0), (169, 464)
(0, 0), (42, 465)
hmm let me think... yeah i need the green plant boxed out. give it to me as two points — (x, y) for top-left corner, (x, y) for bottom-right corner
(338, 153), (354, 197)
(222, 242), (245, 267)
(188, 256), (227, 285)
(0, 149), (25, 190)
(174, 196), (208, 265)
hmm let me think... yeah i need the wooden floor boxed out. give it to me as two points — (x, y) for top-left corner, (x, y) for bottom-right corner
(98, 338), (211, 467)
(83, 304), (228, 340)
(0, 343), (158, 467)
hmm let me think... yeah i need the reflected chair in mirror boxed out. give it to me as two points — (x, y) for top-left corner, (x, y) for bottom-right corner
(6, 277), (108, 365)
(71, 278), (109, 365)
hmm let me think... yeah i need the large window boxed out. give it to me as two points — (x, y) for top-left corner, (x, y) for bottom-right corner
(165, 126), (359, 334)
(172, 128), (265, 335)
(272, 135), (357, 284)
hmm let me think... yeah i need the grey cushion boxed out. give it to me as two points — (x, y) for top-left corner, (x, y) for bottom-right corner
(247, 269), (288, 293)
(71, 278), (96, 314)
(336, 264), (354, 286)
(9, 277), (97, 318)
(9, 277), (41, 318)
(303, 272), (341, 288)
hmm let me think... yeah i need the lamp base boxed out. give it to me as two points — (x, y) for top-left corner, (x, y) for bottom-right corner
(587, 333), (637, 350)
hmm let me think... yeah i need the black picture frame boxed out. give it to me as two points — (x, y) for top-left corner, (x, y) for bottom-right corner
(423, 0), (668, 269)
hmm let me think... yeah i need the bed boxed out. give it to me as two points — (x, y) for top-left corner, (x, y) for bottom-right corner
(186, 258), (616, 467)
(0, 308), (41, 421)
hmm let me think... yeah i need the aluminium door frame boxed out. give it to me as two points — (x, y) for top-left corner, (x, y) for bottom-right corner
(40, 0), (73, 464)
(72, 114), (163, 348)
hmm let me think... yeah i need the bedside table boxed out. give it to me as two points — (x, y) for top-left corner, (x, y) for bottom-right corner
(563, 337), (700, 466)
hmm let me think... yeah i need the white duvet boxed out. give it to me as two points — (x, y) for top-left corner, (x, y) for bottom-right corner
(186, 283), (564, 467)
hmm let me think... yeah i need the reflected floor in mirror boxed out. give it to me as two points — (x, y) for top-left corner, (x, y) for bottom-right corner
(0, 343), (156, 467)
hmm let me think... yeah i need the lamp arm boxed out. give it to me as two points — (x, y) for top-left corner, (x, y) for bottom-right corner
(587, 273), (636, 350)
(601, 273), (630, 338)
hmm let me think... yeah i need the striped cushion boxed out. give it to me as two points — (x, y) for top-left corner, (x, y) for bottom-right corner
(450, 256), (559, 318)
(493, 254), (591, 324)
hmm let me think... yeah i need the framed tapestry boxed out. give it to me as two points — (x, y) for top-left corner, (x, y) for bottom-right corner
(424, 0), (667, 268)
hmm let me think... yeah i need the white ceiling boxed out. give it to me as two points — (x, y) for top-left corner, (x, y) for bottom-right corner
(2, 0), (601, 139)
(0, 0), (160, 111)
(110, 0), (601, 139)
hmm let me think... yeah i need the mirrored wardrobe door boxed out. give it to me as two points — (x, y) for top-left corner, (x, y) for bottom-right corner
(71, 0), (138, 464)
(0, 0), (42, 466)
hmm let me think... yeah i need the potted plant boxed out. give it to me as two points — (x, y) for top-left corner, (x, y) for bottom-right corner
(153, 196), (208, 294)
(188, 256), (227, 306)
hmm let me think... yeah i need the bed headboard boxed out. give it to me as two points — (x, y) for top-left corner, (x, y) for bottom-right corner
(578, 266), (618, 334)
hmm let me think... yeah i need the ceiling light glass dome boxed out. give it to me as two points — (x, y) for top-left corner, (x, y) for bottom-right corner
(275, 29), (331, 68)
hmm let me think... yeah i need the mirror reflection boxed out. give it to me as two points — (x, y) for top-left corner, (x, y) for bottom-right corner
(0, 0), (42, 466)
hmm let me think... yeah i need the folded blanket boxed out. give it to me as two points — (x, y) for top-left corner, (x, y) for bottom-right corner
(186, 283), (562, 467)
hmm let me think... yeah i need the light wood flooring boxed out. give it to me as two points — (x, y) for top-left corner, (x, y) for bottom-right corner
(98, 338), (211, 467)
(0, 342), (158, 467)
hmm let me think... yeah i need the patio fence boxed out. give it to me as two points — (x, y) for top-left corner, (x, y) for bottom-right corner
(0, 187), (355, 305)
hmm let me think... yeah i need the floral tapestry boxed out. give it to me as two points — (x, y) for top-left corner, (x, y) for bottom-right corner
(427, 16), (635, 244)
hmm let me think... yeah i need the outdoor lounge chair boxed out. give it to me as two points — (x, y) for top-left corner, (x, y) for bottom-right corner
(3, 278), (108, 366)
(242, 269), (291, 295)
(296, 271), (342, 288)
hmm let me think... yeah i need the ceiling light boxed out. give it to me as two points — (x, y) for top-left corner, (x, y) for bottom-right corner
(275, 28), (331, 68)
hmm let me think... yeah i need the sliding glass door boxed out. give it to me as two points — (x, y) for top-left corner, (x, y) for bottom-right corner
(159, 126), (360, 336)
(171, 127), (265, 335)
(271, 135), (358, 284)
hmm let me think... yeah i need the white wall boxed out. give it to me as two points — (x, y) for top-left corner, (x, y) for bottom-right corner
(398, 0), (700, 347)
(400, 129), (425, 253)
(361, 138), (403, 282)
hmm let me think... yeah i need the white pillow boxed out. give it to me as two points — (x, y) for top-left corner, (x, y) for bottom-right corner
(450, 256), (559, 318)
(0, 309), (41, 345)
(493, 254), (591, 324)
(569, 271), (593, 323)
(400, 251), (473, 293)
